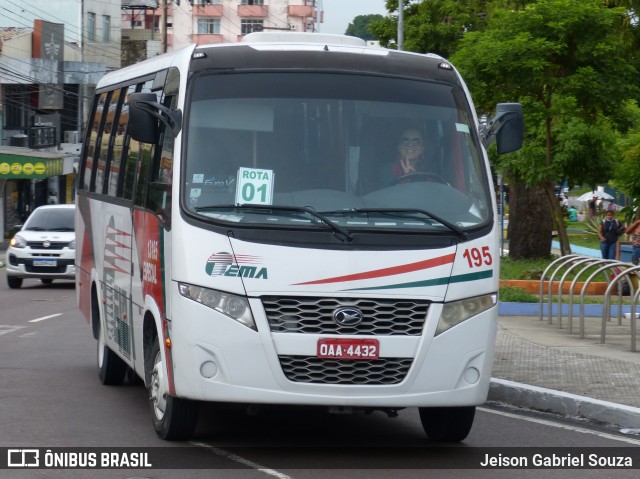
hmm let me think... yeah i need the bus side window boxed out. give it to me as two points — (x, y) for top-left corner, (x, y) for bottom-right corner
(93, 91), (113, 194)
(121, 84), (142, 200)
(105, 88), (126, 196)
(132, 81), (158, 208)
(81, 92), (108, 191)
(145, 93), (177, 229)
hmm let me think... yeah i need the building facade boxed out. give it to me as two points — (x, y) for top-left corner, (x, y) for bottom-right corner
(0, 9), (110, 239)
(122, 0), (323, 60)
(0, 0), (121, 71)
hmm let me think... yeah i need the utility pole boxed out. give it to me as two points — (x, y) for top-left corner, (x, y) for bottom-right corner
(398, 0), (404, 51)
(160, 0), (167, 53)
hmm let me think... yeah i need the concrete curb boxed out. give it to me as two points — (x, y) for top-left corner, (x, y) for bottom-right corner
(489, 378), (640, 428)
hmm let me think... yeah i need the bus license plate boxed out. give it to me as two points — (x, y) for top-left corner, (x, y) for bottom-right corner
(33, 259), (57, 267)
(317, 338), (379, 360)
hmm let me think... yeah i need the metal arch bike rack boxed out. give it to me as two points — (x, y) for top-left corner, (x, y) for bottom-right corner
(556, 256), (600, 329)
(601, 264), (640, 351)
(566, 258), (614, 335)
(629, 281), (640, 352)
(577, 261), (620, 339)
(538, 254), (580, 323)
(606, 262), (635, 327)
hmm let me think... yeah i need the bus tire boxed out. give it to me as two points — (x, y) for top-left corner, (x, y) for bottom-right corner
(419, 406), (475, 442)
(148, 337), (199, 440)
(95, 293), (127, 385)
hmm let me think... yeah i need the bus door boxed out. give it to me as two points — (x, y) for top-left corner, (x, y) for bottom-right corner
(129, 71), (178, 374)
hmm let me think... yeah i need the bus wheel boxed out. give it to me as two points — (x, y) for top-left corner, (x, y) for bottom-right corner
(148, 337), (199, 440)
(419, 406), (475, 442)
(96, 300), (127, 385)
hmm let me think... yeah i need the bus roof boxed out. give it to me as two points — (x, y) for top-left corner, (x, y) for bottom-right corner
(241, 31), (367, 47)
(96, 33), (458, 91)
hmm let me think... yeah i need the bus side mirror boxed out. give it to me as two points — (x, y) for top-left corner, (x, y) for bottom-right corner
(129, 93), (160, 144)
(481, 103), (524, 154)
(129, 92), (183, 144)
(494, 103), (524, 154)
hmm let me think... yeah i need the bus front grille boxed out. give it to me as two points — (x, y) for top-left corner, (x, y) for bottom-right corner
(278, 356), (413, 385)
(262, 296), (428, 335)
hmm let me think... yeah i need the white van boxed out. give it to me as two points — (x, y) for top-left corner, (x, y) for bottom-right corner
(5, 204), (76, 288)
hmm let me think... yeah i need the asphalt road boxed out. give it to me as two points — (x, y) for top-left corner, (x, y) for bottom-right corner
(1, 270), (640, 478)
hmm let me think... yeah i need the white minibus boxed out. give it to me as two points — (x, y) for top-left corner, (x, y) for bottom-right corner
(76, 32), (523, 441)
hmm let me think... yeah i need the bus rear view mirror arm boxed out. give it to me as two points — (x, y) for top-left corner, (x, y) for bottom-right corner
(480, 102), (524, 155)
(129, 92), (183, 143)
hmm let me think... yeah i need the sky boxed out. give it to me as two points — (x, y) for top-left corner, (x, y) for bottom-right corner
(319, 0), (389, 35)
(0, 0), (80, 42)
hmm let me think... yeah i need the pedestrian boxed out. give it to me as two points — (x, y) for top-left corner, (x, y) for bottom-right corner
(567, 205), (578, 222)
(559, 194), (568, 207)
(588, 195), (598, 218)
(625, 211), (640, 265)
(598, 210), (625, 260)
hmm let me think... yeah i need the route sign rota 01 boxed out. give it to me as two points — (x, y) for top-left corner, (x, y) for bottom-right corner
(235, 167), (274, 205)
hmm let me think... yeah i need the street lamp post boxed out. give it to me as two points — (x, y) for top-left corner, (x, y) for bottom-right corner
(398, 0), (404, 51)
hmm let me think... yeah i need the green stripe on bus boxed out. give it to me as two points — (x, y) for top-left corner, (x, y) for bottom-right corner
(345, 270), (493, 291)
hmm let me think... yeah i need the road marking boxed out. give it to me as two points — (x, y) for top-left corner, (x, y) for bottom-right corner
(19, 332), (38, 338)
(0, 314), (62, 337)
(190, 442), (293, 479)
(479, 406), (640, 445)
(29, 313), (63, 323)
(0, 325), (26, 336)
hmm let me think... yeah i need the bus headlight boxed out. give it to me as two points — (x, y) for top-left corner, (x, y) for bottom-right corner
(435, 294), (497, 336)
(178, 283), (256, 330)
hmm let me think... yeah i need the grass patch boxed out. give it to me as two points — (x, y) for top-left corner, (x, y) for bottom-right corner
(500, 255), (609, 282)
(566, 233), (600, 250)
(500, 256), (554, 280)
(498, 286), (538, 303)
(566, 221), (588, 231)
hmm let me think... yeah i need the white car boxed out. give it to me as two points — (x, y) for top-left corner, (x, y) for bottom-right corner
(5, 204), (76, 289)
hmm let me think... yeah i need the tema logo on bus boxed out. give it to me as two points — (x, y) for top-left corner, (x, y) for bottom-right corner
(205, 252), (268, 279)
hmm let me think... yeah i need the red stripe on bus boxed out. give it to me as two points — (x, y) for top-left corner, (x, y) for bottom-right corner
(293, 253), (456, 285)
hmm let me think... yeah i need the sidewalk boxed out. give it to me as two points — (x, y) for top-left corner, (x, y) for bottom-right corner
(489, 313), (640, 429)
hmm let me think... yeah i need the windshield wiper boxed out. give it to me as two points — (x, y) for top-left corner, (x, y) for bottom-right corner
(25, 226), (46, 231)
(50, 227), (74, 232)
(326, 208), (468, 241)
(194, 204), (352, 242)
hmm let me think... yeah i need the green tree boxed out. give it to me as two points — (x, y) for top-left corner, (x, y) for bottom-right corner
(345, 14), (384, 40)
(451, 0), (638, 258)
(370, 0), (480, 54)
(370, 0), (531, 55)
(615, 101), (640, 199)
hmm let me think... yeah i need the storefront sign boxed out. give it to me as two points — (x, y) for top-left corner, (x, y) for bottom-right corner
(0, 153), (64, 179)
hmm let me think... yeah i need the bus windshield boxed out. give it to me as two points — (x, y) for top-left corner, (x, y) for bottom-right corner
(183, 72), (491, 233)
